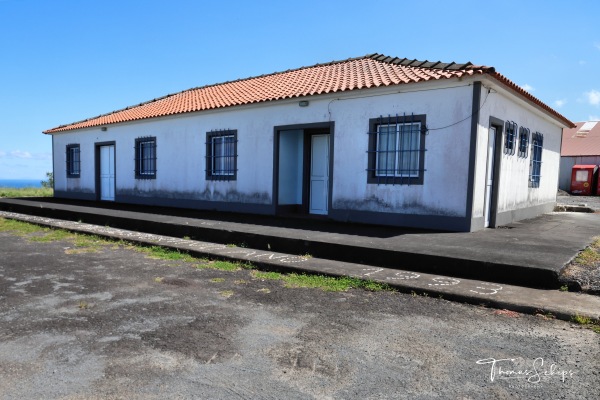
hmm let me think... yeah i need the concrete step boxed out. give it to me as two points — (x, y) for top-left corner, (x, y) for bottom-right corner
(2, 198), (596, 289)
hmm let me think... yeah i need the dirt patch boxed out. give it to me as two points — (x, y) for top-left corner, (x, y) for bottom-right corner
(160, 277), (192, 287)
(560, 238), (600, 294)
(140, 308), (244, 363)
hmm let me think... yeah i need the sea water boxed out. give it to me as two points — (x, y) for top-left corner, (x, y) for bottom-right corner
(0, 179), (43, 188)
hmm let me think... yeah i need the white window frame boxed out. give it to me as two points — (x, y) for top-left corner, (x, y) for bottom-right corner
(375, 122), (422, 178)
(211, 135), (235, 176)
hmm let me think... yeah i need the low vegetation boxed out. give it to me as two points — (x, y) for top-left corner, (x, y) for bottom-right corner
(251, 270), (391, 292)
(0, 187), (53, 198)
(573, 238), (600, 265)
(571, 314), (600, 334)
(560, 236), (600, 294)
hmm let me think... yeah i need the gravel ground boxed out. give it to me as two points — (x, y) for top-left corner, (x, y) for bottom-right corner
(556, 191), (600, 294)
(556, 191), (600, 211)
(0, 231), (599, 399)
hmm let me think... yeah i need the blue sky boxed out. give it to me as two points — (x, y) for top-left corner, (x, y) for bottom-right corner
(1, 0), (599, 179)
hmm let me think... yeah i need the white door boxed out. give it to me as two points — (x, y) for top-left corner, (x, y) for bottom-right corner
(484, 127), (496, 227)
(309, 134), (329, 215)
(100, 145), (115, 201)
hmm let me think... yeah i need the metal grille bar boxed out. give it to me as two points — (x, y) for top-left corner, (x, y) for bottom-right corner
(504, 121), (517, 155)
(366, 113), (426, 185)
(529, 132), (543, 188)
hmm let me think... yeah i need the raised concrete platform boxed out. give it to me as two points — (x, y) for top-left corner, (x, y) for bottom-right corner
(1, 197), (599, 289)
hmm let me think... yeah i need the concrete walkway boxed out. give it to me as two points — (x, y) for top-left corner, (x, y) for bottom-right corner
(1, 208), (599, 323)
(1, 198), (599, 289)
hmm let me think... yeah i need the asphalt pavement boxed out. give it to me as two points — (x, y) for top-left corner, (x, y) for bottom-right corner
(1, 230), (598, 399)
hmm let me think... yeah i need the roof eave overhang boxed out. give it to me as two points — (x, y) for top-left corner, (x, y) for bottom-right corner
(484, 73), (575, 129)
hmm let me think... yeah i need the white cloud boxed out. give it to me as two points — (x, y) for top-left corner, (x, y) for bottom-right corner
(585, 90), (600, 106)
(595, 42), (600, 51)
(554, 99), (566, 108)
(521, 84), (534, 92)
(589, 115), (600, 121)
(579, 60), (586, 65)
(10, 150), (32, 159)
(0, 150), (52, 160)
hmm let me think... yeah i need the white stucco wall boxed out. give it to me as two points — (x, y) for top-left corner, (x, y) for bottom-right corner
(472, 81), (564, 220)
(329, 84), (474, 218)
(50, 76), (567, 230)
(51, 80), (476, 219)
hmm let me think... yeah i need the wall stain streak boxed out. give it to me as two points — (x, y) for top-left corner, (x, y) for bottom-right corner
(118, 189), (271, 205)
(333, 196), (462, 217)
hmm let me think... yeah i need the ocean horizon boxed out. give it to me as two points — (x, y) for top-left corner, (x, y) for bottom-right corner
(0, 179), (44, 188)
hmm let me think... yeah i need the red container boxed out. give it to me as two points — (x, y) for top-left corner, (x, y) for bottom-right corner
(597, 166), (600, 196)
(570, 165), (598, 195)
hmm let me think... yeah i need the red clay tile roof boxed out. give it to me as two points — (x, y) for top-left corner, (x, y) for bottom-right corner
(561, 121), (600, 156)
(44, 53), (574, 133)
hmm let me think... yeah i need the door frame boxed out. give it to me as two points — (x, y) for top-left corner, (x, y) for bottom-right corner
(273, 122), (334, 216)
(484, 117), (504, 228)
(95, 141), (116, 202)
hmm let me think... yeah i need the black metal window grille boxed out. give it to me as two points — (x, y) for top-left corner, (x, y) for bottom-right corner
(529, 132), (543, 188)
(367, 114), (426, 185)
(66, 144), (80, 177)
(135, 137), (157, 179)
(504, 121), (517, 155)
(518, 126), (530, 158)
(206, 130), (237, 181)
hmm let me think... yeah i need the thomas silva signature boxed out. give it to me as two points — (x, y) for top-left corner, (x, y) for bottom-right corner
(476, 357), (576, 383)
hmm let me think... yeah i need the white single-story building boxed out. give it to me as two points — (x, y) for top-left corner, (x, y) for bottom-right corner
(44, 53), (574, 232)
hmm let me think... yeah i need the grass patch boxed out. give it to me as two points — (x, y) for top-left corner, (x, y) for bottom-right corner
(283, 274), (388, 292)
(252, 271), (284, 280)
(572, 314), (594, 325)
(0, 187), (53, 198)
(571, 314), (600, 334)
(572, 237), (600, 266)
(30, 228), (73, 242)
(0, 218), (46, 235)
(220, 290), (234, 298)
(212, 260), (241, 271)
(250, 270), (391, 292)
(195, 260), (242, 271)
(210, 277), (225, 283)
(138, 246), (196, 262)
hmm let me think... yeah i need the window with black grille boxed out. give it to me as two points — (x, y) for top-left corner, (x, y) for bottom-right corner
(367, 114), (426, 185)
(504, 121), (517, 155)
(518, 126), (530, 158)
(206, 130), (237, 180)
(66, 144), (80, 177)
(135, 137), (157, 179)
(529, 132), (543, 188)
